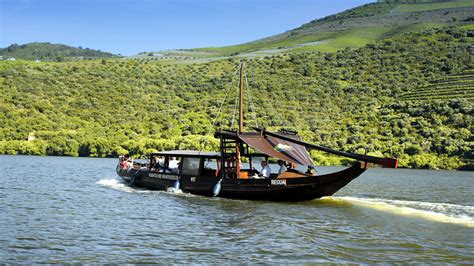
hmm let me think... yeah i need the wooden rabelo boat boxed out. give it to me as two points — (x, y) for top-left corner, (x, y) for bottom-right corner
(116, 63), (398, 201)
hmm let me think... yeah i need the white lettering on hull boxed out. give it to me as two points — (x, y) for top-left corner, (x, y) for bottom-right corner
(271, 179), (287, 186)
(148, 173), (179, 180)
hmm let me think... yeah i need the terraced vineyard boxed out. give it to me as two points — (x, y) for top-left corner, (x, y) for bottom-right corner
(401, 70), (474, 101)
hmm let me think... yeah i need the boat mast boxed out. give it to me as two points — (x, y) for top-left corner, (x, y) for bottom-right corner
(236, 62), (244, 177)
(239, 62), (244, 134)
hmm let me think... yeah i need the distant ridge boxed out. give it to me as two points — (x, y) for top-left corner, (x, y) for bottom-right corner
(253, 0), (473, 45)
(149, 0), (473, 60)
(377, 0), (462, 3)
(0, 42), (119, 61)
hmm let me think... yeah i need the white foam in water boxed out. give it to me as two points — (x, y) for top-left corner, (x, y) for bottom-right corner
(96, 179), (151, 194)
(97, 178), (195, 197)
(334, 196), (474, 228)
(166, 187), (184, 194)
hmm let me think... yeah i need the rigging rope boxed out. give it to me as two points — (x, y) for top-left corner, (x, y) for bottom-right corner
(244, 70), (258, 128)
(249, 65), (275, 128)
(200, 64), (240, 152)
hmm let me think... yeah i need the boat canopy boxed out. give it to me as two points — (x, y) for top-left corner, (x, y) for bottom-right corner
(152, 150), (221, 158)
(239, 133), (314, 167)
(256, 128), (398, 168)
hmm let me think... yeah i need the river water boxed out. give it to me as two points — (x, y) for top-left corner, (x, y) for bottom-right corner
(1, 155), (473, 263)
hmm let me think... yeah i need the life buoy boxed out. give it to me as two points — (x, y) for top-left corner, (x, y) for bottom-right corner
(213, 179), (222, 197)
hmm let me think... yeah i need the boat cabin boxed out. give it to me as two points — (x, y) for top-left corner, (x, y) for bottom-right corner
(147, 149), (292, 179)
(149, 150), (221, 177)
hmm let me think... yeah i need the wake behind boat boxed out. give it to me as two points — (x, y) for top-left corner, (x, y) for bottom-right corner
(116, 63), (398, 201)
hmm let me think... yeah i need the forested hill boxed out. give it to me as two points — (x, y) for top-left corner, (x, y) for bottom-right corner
(0, 27), (472, 169)
(0, 42), (119, 61)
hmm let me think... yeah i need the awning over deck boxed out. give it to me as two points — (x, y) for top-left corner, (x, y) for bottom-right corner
(153, 150), (221, 158)
(239, 134), (314, 167)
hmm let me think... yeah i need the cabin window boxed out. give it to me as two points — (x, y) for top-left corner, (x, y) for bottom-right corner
(201, 158), (218, 176)
(150, 155), (164, 172)
(203, 158), (217, 170)
(250, 156), (266, 169)
(181, 157), (200, 176)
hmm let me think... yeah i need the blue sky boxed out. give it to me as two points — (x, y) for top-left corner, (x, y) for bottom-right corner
(1, 0), (373, 55)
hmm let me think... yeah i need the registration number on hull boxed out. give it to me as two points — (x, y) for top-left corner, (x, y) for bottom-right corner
(149, 173), (179, 180)
(271, 179), (287, 186)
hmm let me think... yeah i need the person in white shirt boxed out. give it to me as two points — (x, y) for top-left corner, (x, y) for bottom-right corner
(165, 157), (180, 174)
(259, 160), (271, 178)
(169, 157), (180, 169)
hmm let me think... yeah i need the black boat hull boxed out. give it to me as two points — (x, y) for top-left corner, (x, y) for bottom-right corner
(116, 162), (367, 201)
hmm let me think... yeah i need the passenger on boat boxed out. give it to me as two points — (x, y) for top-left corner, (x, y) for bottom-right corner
(152, 158), (164, 171)
(287, 162), (296, 171)
(258, 160), (271, 178)
(155, 162), (163, 171)
(120, 160), (128, 169)
(169, 157), (179, 169)
(119, 154), (130, 169)
(306, 166), (317, 175)
(171, 163), (180, 174)
(277, 160), (287, 175)
(163, 157), (181, 174)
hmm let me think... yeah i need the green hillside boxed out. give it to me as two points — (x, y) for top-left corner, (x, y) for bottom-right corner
(0, 42), (119, 61)
(0, 27), (472, 170)
(151, 0), (473, 59)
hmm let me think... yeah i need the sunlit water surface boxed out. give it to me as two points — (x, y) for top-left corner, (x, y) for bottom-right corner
(1, 155), (473, 263)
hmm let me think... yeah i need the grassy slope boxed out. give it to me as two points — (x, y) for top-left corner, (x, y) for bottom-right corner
(392, 0), (474, 12)
(158, 0), (473, 59)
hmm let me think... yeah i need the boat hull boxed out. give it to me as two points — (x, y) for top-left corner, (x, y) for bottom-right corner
(116, 162), (367, 202)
